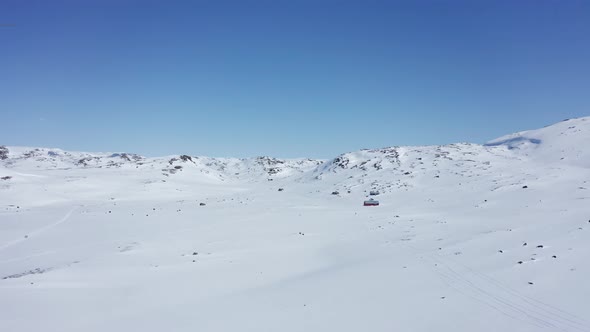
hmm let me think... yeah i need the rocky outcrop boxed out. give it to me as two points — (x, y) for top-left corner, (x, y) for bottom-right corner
(0, 146), (8, 160)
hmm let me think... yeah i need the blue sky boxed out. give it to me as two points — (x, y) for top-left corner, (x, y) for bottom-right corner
(1, 0), (589, 158)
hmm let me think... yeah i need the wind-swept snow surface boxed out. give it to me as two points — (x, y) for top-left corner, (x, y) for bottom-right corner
(1, 117), (589, 331)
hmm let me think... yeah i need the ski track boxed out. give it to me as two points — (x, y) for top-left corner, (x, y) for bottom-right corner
(402, 243), (590, 332)
(0, 207), (78, 252)
(12, 172), (46, 178)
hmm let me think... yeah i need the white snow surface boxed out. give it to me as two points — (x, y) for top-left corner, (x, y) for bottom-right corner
(1, 117), (589, 331)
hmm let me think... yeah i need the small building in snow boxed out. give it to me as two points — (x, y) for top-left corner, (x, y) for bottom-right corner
(364, 198), (379, 206)
(369, 190), (380, 196)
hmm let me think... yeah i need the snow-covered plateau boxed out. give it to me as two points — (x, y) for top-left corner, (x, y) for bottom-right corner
(1, 117), (589, 331)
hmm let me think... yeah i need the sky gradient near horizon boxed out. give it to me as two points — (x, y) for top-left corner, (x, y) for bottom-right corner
(1, 0), (589, 158)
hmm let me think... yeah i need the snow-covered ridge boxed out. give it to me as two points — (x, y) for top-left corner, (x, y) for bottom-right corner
(1, 116), (589, 183)
(0, 146), (323, 181)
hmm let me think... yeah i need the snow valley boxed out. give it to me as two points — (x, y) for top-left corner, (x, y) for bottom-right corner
(1, 117), (589, 331)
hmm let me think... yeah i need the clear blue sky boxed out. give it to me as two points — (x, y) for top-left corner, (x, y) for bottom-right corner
(1, 0), (589, 158)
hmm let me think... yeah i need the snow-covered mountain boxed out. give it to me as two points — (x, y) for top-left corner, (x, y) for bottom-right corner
(0, 146), (322, 181)
(3, 117), (588, 184)
(1, 117), (589, 332)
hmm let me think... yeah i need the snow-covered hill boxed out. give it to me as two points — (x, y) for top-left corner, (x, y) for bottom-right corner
(0, 146), (322, 181)
(1, 117), (589, 332)
(485, 117), (590, 167)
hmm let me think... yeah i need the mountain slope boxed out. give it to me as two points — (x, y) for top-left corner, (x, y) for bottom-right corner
(0, 117), (589, 332)
(485, 117), (590, 167)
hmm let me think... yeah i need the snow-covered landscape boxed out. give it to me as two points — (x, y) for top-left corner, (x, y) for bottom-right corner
(1, 117), (589, 331)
